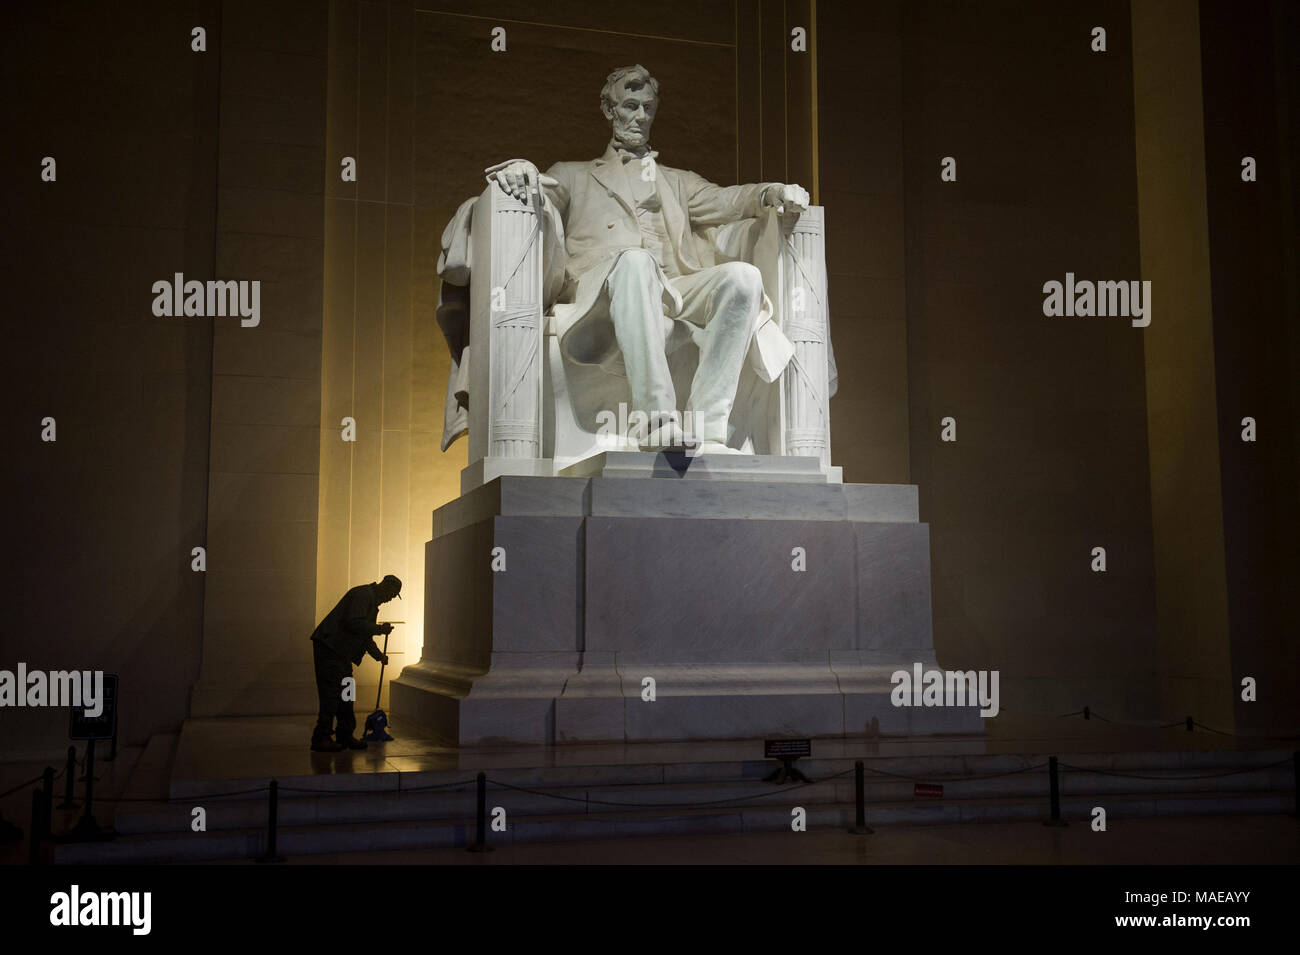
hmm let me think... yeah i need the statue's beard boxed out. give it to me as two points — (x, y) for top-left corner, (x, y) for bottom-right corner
(612, 119), (651, 149)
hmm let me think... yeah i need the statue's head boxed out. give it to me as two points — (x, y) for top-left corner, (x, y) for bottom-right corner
(600, 64), (659, 149)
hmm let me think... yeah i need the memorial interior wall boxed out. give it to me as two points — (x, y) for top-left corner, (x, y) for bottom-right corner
(6, 0), (1296, 756)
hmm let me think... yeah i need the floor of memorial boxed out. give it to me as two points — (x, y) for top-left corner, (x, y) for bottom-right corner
(0, 712), (1284, 798)
(2, 713), (1294, 865)
(166, 712), (1286, 783)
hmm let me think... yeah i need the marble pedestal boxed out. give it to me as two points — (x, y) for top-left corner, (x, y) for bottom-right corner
(391, 461), (984, 745)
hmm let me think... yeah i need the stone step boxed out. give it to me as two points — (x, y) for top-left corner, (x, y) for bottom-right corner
(115, 756), (1293, 835)
(558, 452), (835, 484)
(53, 787), (1293, 864)
(165, 746), (1294, 799)
(119, 733), (177, 802)
(433, 475), (919, 538)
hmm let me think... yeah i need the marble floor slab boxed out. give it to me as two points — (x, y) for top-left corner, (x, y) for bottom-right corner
(165, 712), (1291, 789)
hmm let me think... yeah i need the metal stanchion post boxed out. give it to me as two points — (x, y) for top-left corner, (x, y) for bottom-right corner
(41, 768), (53, 839)
(848, 760), (873, 834)
(257, 780), (284, 863)
(68, 739), (104, 840)
(1291, 751), (1298, 819)
(1043, 755), (1067, 827)
(29, 790), (43, 865)
(467, 771), (491, 853)
(58, 746), (78, 809)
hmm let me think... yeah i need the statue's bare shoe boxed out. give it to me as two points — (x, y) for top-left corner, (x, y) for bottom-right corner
(638, 414), (686, 451)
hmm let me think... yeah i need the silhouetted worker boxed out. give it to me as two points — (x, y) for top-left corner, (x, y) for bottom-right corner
(309, 574), (401, 752)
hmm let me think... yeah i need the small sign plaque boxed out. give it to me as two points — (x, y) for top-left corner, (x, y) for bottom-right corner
(764, 738), (811, 760)
(69, 674), (118, 741)
(763, 738), (813, 784)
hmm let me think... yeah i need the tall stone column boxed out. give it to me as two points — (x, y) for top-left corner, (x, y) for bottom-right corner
(1131, 0), (1234, 728)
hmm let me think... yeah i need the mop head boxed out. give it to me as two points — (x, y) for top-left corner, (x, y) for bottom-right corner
(362, 708), (392, 742)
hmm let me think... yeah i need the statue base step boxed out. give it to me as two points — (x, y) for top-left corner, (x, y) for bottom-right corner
(559, 450), (841, 484)
(462, 451), (841, 493)
(393, 659), (985, 745)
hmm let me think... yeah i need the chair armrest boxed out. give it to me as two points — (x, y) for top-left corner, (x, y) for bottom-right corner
(466, 182), (546, 466)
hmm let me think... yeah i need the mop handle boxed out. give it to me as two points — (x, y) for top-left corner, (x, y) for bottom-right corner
(374, 629), (392, 711)
(371, 623), (400, 712)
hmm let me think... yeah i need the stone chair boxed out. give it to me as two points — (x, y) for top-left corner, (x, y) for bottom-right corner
(457, 179), (838, 491)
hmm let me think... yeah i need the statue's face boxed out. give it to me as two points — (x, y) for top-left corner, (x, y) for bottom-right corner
(605, 84), (657, 148)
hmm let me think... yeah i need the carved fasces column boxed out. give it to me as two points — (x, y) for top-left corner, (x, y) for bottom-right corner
(778, 206), (830, 468)
(468, 182), (545, 466)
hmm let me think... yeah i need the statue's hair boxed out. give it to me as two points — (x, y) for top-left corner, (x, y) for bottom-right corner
(600, 64), (660, 114)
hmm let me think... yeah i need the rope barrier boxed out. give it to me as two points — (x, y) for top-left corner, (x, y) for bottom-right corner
(54, 750), (1287, 811)
(396, 778), (482, 793)
(0, 768), (72, 800)
(1192, 720), (1239, 737)
(0, 774), (46, 801)
(478, 761), (1064, 808)
(24, 749), (1296, 863)
(41, 760), (1050, 813)
(106, 786), (271, 803)
(486, 768), (856, 810)
(26, 739), (1291, 841)
(280, 778), (479, 795)
(1056, 756), (1293, 781)
(1000, 705), (1284, 739)
(859, 761), (1050, 785)
(102, 778), (482, 803)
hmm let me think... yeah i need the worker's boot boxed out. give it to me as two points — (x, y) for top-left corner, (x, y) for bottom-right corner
(311, 738), (344, 753)
(338, 737), (367, 750)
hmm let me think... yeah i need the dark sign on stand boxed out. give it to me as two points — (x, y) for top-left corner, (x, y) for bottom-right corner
(66, 674), (118, 840)
(69, 674), (117, 741)
(763, 738), (812, 783)
(764, 738), (812, 760)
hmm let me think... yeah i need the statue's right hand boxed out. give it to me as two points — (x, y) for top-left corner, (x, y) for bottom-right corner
(489, 160), (539, 202)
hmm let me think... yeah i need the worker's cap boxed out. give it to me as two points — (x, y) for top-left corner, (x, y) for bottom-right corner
(380, 574), (403, 598)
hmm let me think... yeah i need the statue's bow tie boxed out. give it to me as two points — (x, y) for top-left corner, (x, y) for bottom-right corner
(618, 148), (658, 164)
